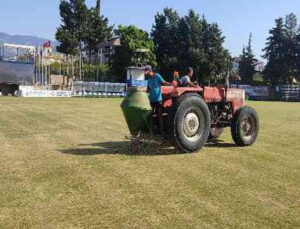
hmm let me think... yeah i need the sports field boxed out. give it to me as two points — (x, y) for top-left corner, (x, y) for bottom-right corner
(0, 98), (299, 228)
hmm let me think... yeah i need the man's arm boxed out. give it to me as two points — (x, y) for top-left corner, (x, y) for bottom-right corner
(184, 76), (198, 87)
(157, 73), (172, 86)
(163, 81), (172, 86)
(188, 81), (199, 87)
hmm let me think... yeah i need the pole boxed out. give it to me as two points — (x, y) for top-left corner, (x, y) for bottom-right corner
(35, 47), (37, 83)
(45, 59), (47, 87)
(71, 56), (74, 81)
(37, 46), (39, 84)
(34, 47), (36, 83)
(39, 47), (42, 85)
(49, 64), (51, 86)
(79, 50), (82, 80)
(41, 50), (44, 86)
(96, 50), (99, 82)
(100, 48), (103, 82)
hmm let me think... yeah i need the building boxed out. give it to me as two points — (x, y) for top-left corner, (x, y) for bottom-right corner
(232, 57), (242, 72)
(0, 43), (35, 63)
(99, 36), (121, 64)
(0, 43), (35, 87)
(255, 60), (265, 72)
(232, 56), (265, 73)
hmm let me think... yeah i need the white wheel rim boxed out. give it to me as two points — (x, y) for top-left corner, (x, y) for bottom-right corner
(183, 112), (201, 143)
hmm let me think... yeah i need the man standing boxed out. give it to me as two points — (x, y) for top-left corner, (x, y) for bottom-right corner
(145, 66), (172, 135)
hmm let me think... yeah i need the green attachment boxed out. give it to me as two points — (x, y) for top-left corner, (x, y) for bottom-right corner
(121, 87), (152, 136)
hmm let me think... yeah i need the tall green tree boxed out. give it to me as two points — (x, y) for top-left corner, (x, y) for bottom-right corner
(183, 10), (204, 81)
(239, 33), (257, 84)
(263, 18), (288, 84)
(56, 0), (89, 80)
(151, 8), (181, 79)
(84, 6), (113, 63)
(56, 0), (88, 56)
(152, 8), (231, 83)
(201, 18), (231, 83)
(296, 33), (300, 79)
(110, 25), (157, 81)
(284, 13), (298, 79)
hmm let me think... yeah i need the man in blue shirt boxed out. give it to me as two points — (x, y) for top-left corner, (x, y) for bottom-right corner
(145, 66), (172, 136)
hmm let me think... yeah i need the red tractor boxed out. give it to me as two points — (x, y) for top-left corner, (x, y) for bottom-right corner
(122, 81), (259, 153)
(149, 84), (260, 152)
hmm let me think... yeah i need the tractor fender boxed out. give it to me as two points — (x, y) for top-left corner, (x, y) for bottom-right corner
(175, 92), (203, 108)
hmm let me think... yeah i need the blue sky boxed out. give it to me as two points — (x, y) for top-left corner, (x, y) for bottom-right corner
(1, 0), (300, 59)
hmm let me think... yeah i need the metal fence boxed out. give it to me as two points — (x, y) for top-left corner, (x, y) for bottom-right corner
(72, 81), (126, 97)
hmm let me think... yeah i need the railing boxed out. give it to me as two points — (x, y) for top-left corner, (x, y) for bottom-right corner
(72, 81), (126, 97)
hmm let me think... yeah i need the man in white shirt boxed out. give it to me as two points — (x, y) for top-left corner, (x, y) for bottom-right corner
(181, 67), (198, 87)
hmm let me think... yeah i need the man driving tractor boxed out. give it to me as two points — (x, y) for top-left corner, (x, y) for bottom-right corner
(180, 67), (199, 87)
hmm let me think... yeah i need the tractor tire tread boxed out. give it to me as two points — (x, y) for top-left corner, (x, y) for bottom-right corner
(231, 106), (259, 146)
(174, 95), (211, 153)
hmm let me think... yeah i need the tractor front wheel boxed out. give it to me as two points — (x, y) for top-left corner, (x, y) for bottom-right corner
(174, 95), (211, 153)
(231, 106), (259, 146)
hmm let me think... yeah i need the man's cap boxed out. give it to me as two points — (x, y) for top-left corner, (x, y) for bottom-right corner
(144, 65), (152, 71)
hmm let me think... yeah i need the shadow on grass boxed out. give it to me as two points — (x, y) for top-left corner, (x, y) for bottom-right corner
(60, 140), (180, 156)
(205, 139), (237, 148)
(59, 139), (239, 156)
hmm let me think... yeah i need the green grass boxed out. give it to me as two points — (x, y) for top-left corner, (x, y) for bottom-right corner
(0, 98), (299, 229)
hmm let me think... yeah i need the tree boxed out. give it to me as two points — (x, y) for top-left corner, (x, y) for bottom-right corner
(263, 14), (300, 84)
(84, 6), (113, 63)
(183, 10), (204, 81)
(56, 0), (88, 55)
(151, 8), (181, 79)
(239, 33), (257, 84)
(110, 25), (157, 82)
(296, 33), (300, 80)
(56, 0), (89, 80)
(56, 0), (113, 80)
(152, 8), (231, 84)
(263, 18), (289, 84)
(284, 13), (298, 79)
(200, 17), (231, 84)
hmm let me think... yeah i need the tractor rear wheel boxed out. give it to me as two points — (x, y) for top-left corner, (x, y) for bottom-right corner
(174, 94), (211, 153)
(231, 106), (259, 146)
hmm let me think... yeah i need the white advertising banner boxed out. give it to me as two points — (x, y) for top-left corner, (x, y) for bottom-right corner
(20, 90), (72, 98)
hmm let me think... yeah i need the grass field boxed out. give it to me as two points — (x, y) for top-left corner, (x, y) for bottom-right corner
(0, 98), (299, 229)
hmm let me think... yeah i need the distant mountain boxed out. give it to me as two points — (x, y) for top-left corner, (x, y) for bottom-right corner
(0, 32), (58, 48)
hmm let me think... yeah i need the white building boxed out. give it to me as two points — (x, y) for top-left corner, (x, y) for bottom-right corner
(232, 56), (265, 73)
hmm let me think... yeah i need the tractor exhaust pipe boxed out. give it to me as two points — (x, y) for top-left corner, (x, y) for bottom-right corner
(224, 57), (231, 103)
(224, 70), (230, 103)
